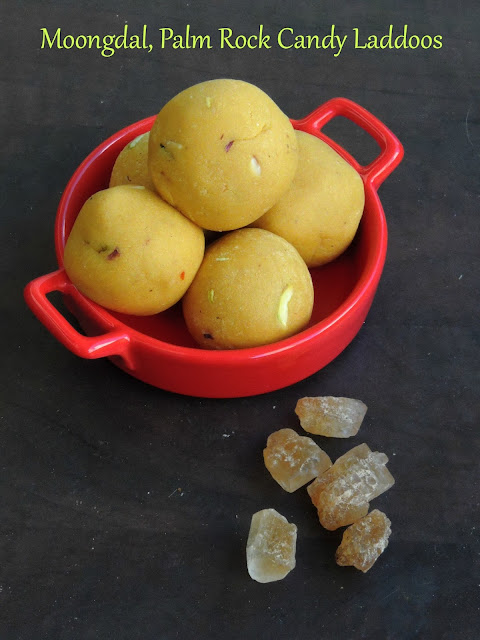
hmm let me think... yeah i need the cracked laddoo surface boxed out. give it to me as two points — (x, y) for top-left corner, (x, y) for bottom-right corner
(182, 228), (313, 349)
(63, 185), (205, 315)
(148, 79), (298, 231)
(252, 130), (365, 266)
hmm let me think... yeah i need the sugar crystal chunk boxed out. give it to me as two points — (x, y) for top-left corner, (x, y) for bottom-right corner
(336, 509), (392, 572)
(263, 428), (332, 492)
(295, 396), (367, 438)
(307, 444), (395, 530)
(246, 508), (297, 583)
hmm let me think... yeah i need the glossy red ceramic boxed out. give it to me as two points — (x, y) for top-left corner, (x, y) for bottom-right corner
(24, 98), (403, 397)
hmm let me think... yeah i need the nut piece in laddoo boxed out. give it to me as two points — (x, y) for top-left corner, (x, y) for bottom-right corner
(182, 228), (314, 349)
(336, 509), (392, 572)
(64, 185), (205, 315)
(109, 132), (156, 192)
(148, 79), (298, 231)
(252, 130), (365, 266)
(263, 428), (332, 492)
(295, 396), (367, 438)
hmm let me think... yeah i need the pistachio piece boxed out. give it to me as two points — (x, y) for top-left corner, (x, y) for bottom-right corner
(277, 285), (293, 327)
(166, 140), (183, 150)
(128, 133), (147, 149)
(250, 156), (262, 176)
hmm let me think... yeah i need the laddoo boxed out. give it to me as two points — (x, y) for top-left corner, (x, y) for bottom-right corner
(109, 132), (156, 192)
(64, 185), (205, 315)
(148, 79), (298, 231)
(252, 130), (365, 266)
(182, 228), (314, 349)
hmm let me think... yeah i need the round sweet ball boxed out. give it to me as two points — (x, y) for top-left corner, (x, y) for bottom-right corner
(64, 185), (205, 315)
(252, 130), (365, 267)
(109, 132), (156, 192)
(182, 228), (314, 349)
(148, 79), (298, 232)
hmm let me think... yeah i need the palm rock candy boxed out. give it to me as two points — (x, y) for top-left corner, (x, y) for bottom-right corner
(335, 509), (392, 572)
(263, 428), (332, 493)
(307, 444), (394, 530)
(295, 396), (367, 438)
(246, 508), (297, 583)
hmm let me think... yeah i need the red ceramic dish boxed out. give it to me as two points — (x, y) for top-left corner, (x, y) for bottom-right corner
(24, 98), (403, 398)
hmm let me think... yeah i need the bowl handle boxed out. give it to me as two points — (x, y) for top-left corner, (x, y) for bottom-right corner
(24, 270), (134, 368)
(292, 97), (404, 190)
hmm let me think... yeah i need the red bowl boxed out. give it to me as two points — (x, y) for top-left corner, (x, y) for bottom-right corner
(24, 98), (403, 398)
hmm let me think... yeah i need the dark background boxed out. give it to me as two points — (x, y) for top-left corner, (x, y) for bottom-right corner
(2, 1), (479, 638)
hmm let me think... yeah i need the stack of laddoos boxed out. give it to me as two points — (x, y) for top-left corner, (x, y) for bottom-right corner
(64, 79), (365, 349)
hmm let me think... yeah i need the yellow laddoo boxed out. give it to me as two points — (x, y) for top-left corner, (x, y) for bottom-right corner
(64, 185), (205, 315)
(109, 132), (156, 191)
(252, 130), (365, 267)
(182, 228), (314, 349)
(148, 79), (298, 231)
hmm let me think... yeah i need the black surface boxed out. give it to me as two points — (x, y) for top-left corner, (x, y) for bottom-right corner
(2, 1), (479, 638)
